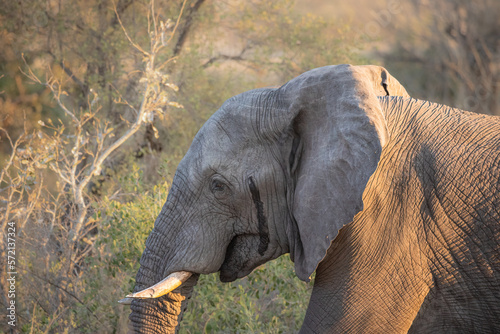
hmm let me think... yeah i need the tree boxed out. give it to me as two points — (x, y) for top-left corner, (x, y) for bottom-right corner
(0, 2), (185, 331)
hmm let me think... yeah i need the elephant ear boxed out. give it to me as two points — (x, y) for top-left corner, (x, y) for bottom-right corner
(278, 64), (408, 281)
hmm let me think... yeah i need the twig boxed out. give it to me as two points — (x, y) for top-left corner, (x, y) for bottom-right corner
(172, 0), (206, 56)
(166, 0), (189, 46)
(112, 0), (150, 56)
(20, 266), (102, 324)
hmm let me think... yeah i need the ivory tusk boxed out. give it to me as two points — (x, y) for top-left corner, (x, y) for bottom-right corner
(118, 297), (133, 305)
(125, 271), (192, 299)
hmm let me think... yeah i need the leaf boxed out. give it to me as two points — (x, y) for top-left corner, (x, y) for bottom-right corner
(152, 125), (159, 139)
(165, 83), (179, 92)
(168, 101), (184, 109)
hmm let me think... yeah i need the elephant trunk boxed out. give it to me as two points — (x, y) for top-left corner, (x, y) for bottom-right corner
(128, 224), (199, 334)
(129, 262), (199, 333)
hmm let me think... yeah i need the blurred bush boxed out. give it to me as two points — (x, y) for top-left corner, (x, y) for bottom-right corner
(382, 0), (500, 115)
(183, 257), (313, 334)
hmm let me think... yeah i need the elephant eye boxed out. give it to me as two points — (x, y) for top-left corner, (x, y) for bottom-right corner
(212, 180), (226, 192)
(210, 178), (230, 198)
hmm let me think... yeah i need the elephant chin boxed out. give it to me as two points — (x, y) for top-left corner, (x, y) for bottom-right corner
(219, 261), (254, 282)
(219, 267), (239, 282)
(219, 234), (271, 282)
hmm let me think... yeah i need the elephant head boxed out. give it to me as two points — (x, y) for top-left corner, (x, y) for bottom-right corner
(124, 64), (410, 333)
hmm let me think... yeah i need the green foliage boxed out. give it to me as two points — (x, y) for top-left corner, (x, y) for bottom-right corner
(78, 166), (167, 332)
(96, 165), (165, 275)
(182, 256), (314, 334)
(20, 165), (165, 333)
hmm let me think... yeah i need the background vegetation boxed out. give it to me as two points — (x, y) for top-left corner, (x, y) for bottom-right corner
(0, 0), (498, 333)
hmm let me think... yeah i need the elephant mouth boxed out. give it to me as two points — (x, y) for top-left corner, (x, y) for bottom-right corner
(219, 233), (267, 282)
(122, 233), (268, 304)
(219, 236), (241, 282)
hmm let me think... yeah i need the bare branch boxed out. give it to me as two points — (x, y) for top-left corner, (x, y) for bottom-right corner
(166, 0), (189, 46)
(0, 128), (21, 186)
(173, 0), (206, 56)
(112, 0), (150, 56)
(21, 57), (81, 124)
(21, 267), (102, 323)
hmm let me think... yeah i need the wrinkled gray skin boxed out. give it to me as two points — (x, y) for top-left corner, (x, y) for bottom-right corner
(129, 64), (500, 333)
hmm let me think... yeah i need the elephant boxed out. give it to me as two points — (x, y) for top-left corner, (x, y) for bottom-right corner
(121, 64), (500, 333)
